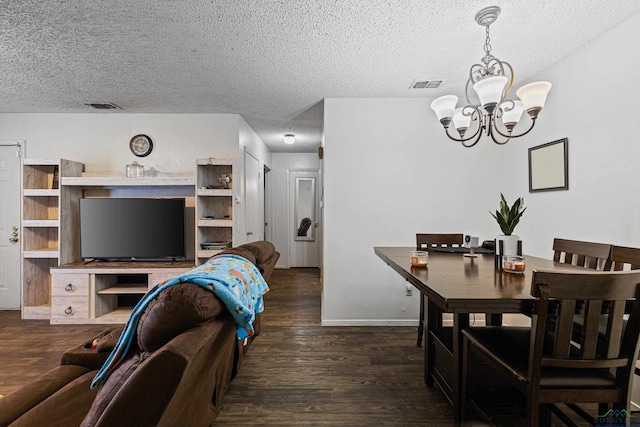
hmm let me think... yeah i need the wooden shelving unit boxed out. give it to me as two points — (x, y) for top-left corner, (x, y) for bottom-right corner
(50, 261), (193, 324)
(195, 158), (234, 264)
(22, 159), (83, 319)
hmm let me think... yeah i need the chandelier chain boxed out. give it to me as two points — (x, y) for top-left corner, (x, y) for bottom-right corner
(484, 26), (492, 54)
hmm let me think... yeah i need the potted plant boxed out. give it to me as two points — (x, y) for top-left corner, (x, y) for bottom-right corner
(490, 193), (526, 256)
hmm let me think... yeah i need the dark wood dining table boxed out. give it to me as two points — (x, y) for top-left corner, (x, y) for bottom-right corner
(374, 246), (583, 424)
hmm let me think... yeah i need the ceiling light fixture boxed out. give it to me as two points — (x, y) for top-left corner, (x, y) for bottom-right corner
(430, 6), (552, 147)
(284, 134), (295, 144)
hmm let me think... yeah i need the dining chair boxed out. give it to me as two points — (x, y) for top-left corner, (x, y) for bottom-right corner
(461, 269), (640, 427)
(608, 245), (640, 271)
(415, 233), (464, 347)
(552, 238), (611, 270)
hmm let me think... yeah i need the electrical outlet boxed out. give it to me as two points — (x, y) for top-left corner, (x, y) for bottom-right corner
(405, 284), (413, 296)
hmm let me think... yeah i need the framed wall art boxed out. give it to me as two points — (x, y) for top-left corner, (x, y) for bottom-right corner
(528, 138), (568, 192)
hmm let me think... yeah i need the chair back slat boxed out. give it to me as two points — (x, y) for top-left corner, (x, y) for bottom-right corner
(580, 300), (603, 358)
(532, 270), (640, 386)
(610, 245), (640, 271)
(554, 299), (576, 358)
(552, 238), (611, 270)
(606, 300), (627, 357)
(416, 233), (463, 250)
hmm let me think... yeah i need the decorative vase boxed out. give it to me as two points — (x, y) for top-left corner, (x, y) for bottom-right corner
(496, 234), (520, 257)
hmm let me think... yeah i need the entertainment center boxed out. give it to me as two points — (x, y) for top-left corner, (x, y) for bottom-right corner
(21, 157), (234, 324)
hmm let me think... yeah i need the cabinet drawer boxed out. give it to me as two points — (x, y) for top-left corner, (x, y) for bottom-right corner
(51, 297), (89, 319)
(51, 274), (89, 296)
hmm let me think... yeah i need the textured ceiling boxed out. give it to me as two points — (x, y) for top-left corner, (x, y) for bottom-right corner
(1, 1), (639, 152)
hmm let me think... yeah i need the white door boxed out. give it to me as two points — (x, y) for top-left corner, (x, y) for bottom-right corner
(244, 150), (262, 243)
(0, 144), (22, 309)
(288, 170), (319, 267)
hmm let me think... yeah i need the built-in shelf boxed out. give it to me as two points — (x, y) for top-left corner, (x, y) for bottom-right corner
(23, 219), (60, 227)
(24, 249), (59, 258)
(62, 175), (195, 187)
(97, 285), (148, 295)
(196, 219), (233, 227)
(22, 159), (84, 319)
(196, 158), (234, 265)
(23, 189), (60, 197)
(196, 188), (233, 196)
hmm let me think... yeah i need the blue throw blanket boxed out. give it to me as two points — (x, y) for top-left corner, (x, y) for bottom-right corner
(90, 254), (269, 389)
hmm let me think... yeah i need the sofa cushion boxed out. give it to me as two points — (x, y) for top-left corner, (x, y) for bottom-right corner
(137, 282), (226, 352)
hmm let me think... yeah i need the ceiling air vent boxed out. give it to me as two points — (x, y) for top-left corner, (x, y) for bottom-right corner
(409, 80), (443, 89)
(84, 102), (121, 110)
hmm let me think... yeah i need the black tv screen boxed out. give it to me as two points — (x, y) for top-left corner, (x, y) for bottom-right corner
(79, 198), (186, 261)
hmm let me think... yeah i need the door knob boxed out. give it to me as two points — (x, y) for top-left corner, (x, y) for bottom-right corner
(9, 226), (18, 243)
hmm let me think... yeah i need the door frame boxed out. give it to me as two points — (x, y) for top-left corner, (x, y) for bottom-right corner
(0, 140), (25, 310)
(287, 168), (320, 268)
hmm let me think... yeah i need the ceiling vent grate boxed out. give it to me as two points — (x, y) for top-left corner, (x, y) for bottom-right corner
(410, 80), (443, 89)
(84, 102), (121, 110)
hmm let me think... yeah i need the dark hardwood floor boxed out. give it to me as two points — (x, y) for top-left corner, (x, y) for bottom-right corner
(214, 267), (455, 426)
(0, 313), (107, 396)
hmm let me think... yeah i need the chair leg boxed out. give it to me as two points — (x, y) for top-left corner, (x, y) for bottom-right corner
(527, 390), (541, 427)
(417, 295), (424, 347)
(460, 336), (471, 425)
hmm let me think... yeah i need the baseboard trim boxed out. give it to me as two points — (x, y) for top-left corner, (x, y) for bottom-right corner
(321, 319), (419, 327)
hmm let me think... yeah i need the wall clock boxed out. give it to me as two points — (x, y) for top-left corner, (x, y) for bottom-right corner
(129, 134), (153, 157)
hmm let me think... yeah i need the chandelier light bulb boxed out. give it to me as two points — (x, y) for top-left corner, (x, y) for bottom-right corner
(516, 81), (552, 118)
(452, 108), (472, 137)
(473, 76), (508, 113)
(430, 95), (458, 126)
(500, 100), (525, 127)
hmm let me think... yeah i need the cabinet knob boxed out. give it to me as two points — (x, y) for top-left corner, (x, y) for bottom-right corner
(64, 306), (74, 316)
(246, 231), (254, 236)
(64, 283), (75, 292)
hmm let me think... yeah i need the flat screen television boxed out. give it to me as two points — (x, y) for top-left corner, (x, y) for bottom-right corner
(79, 197), (186, 261)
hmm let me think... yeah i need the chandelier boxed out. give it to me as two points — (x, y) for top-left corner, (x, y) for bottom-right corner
(430, 6), (552, 147)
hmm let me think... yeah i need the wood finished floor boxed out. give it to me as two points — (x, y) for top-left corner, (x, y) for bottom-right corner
(215, 268), (454, 426)
(0, 268), (591, 426)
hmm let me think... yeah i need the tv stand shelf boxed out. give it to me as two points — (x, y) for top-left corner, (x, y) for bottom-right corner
(96, 285), (148, 295)
(50, 261), (193, 324)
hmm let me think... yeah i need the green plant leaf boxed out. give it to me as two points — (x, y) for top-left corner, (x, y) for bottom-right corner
(490, 194), (526, 236)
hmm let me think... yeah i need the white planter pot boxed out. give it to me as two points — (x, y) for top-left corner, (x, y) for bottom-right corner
(496, 234), (520, 256)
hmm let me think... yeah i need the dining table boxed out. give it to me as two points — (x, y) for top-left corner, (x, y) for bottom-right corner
(374, 246), (584, 423)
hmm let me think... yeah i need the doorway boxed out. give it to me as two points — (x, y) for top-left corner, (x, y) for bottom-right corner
(0, 143), (23, 310)
(288, 170), (319, 267)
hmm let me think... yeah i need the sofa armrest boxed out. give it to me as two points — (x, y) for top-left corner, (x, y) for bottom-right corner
(0, 365), (94, 426)
(61, 326), (124, 370)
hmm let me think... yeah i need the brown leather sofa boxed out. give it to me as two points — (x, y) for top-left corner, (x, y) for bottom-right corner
(0, 241), (279, 427)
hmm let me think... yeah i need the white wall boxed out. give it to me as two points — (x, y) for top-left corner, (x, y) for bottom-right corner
(499, 12), (640, 259)
(0, 113), (240, 173)
(322, 98), (501, 325)
(270, 153), (321, 268)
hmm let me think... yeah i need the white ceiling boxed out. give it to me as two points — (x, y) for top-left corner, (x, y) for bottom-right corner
(2, 1), (639, 153)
